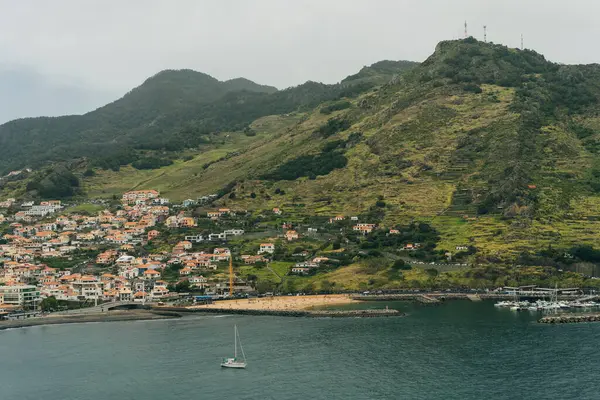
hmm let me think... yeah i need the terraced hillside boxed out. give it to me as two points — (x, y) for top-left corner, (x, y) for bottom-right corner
(6, 38), (600, 259)
(118, 38), (600, 258)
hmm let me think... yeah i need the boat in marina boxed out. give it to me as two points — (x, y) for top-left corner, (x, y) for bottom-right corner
(221, 325), (247, 369)
(495, 298), (600, 312)
(570, 301), (599, 308)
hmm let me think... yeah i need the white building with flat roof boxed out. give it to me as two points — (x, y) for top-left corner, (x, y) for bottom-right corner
(0, 285), (40, 307)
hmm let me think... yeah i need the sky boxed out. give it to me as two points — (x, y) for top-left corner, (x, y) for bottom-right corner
(0, 0), (599, 121)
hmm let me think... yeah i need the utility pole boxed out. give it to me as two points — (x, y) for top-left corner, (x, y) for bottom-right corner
(229, 255), (234, 297)
(484, 25), (487, 43)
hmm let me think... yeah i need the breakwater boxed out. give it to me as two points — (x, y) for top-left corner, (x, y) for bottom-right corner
(539, 313), (600, 324)
(161, 306), (403, 318)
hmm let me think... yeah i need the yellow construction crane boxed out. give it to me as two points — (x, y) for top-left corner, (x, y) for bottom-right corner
(229, 255), (234, 297)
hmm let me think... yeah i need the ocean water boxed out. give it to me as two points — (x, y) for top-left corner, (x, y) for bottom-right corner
(1, 301), (599, 400)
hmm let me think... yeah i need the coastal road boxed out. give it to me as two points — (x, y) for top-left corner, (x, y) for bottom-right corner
(52, 301), (139, 315)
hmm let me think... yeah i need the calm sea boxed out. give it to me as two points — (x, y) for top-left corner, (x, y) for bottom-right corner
(1, 301), (599, 400)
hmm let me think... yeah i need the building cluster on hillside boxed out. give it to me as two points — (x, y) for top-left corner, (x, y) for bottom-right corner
(0, 259), (171, 305)
(0, 190), (258, 311)
(0, 194), (418, 312)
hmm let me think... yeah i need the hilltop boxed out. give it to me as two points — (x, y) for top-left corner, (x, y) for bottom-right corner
(0, 69), (278, 174)
(0, 61), (416, 175)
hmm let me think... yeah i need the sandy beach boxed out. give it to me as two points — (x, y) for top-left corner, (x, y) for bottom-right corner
(187, 294), (357, 311)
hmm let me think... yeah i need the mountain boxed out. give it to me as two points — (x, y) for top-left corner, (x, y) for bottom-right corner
(74, 38), (600, 260)
(0, 68), (115, 124)
(0, 65), (402, 175)
(0, 69), (279, 173)
(6, 41), (600, 261)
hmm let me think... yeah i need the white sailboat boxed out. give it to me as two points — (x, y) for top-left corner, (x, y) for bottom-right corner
(221, 325), (247, 369)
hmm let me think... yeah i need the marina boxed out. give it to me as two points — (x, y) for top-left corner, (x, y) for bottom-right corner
(493, 299), (600, 312)
(492, 285), (600, 313)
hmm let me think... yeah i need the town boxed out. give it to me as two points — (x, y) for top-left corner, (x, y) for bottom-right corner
(0, 189), (441, 317)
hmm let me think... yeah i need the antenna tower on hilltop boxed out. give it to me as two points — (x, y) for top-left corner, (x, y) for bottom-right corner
(484, 25), (487, 42)
(464, 21), (468, 38)
(521, 34), (524, 50)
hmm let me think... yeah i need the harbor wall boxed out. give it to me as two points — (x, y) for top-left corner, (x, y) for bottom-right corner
(160, 307), (403, 318)
(539, 313), (600, 324)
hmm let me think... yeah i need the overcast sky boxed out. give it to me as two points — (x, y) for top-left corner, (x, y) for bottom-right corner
(0, 0), (599, 120)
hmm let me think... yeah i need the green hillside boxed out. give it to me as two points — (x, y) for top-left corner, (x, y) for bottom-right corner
(87, 38), (600, 260)
(6, 39), (600, 263)
(0, 69), (276, 173)
(0, 61), (416, 175)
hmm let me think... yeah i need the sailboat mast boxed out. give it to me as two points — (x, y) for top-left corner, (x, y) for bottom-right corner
(234, 325), (237, 358)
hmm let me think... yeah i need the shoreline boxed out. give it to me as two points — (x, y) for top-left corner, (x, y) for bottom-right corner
(0, 310), (181, 331)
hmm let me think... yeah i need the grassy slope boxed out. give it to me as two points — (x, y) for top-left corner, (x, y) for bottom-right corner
(51, 41), (600, 267)
(82, 114), (305, 199)
(81, 79), (600, 259)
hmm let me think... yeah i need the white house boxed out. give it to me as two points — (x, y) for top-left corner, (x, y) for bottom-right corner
(209, 233), (226, 241)
(290, 262), (317, 275)
(259, 243), (275, 254)
(122, 190), (160, 204)
(119, 288), (133, 302)
(224, 229), (245, 237)
(182, 199), (197, 207)
(185, 235), (205, 243)
(189, 275), (208, 288)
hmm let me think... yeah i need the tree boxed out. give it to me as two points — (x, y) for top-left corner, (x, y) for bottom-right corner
(256, 281), (276, 293)
(26, 166), (81, 199)
(132, 157), (173, 170)
(262, 148), (348, 181)
(320, 280), (335, 292)
(168, 279), (191, 293)
(425, 268), (439, 278)
(391, 259), (411, 270)
(83, 168), (96, 177)
(40, 296), (59, 312)
(320, 101), (351, 115)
